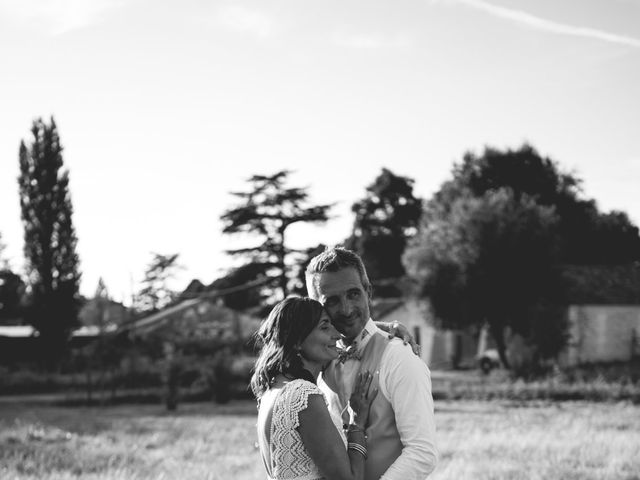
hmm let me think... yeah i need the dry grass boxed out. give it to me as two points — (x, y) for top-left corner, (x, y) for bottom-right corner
(0, 401), (262, 480)
(434, 401), (640, 480)
(1, 399), (639, 480)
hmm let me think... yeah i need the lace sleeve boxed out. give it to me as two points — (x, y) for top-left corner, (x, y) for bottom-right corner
(283, 380), (325, 430)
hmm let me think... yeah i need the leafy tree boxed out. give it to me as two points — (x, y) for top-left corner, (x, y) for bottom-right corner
(220, 170), (332, 301)
(406, 144), (640, 370)
(434, 144), (640, 264)
(134, 253), (182, 314)
(209, 263), (269, 312)
(0, 232), (25, 322)
(0, 270), (25, 322)
(346, 168), (422, 297)
(18, 117), (81, 363)
(405, 189), (565, 367)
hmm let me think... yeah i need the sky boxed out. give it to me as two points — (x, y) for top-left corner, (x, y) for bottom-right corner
(1, 0), (639, 304)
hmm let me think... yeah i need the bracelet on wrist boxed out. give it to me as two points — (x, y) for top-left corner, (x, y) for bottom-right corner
(347, 442), (368, 459)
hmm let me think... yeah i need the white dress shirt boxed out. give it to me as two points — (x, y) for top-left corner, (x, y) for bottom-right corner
(338, 319), (438, 479)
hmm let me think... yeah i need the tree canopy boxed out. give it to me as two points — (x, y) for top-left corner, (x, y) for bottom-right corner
(18, 117), (81, 363)
(134, 253), (182, 314)
(220, 170), (332, 302)
(405, 188), (564, 366)
(208, 262), (270, 312)
(433, 144), (640, 264)
(0, 232), (24, 322)
(346, 168), (422, 297)
(0, 270), (25, 322)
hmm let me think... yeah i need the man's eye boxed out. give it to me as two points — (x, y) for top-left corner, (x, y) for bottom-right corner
(348, 290), (361, 299)
(325, 298), (339, 307)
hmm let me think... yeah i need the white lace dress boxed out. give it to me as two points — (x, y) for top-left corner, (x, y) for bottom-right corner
(260, 379), (346, 480)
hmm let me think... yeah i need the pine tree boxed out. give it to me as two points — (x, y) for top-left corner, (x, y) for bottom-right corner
(221, 170), (332, 301)
(18, 117), (81, 363)
(133, 253), (182, 314)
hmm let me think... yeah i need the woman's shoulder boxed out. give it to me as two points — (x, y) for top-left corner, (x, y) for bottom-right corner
(264, 378), (323, 430)
(273, 379), (323, 412)
(281, 378), (322, 397)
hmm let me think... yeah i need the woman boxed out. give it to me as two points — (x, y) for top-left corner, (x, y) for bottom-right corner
(251, 296), (377, 480)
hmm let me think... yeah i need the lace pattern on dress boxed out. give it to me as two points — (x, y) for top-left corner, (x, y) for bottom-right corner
(269, 379), (327, 480)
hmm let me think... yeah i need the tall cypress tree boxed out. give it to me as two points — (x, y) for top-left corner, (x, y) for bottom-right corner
(18, 117), (81, 364)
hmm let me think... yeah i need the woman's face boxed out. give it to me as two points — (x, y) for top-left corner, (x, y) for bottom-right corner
(299, 310), (341, 364)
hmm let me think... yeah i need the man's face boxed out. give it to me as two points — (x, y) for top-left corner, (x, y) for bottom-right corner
(311, 267), (370, 342)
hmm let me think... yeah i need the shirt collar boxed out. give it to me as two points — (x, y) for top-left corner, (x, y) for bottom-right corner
(339, 318), (377, 353)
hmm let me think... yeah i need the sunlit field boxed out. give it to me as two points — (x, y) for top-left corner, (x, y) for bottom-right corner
(1, 399), (639, 480)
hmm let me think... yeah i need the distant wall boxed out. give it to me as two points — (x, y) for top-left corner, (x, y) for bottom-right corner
(378, 299), (477, 370)
(562, 305), (640, 366)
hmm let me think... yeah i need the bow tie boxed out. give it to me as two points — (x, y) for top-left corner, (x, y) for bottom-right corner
(337, 345), (362, 364)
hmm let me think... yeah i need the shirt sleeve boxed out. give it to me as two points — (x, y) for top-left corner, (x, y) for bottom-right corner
(378, 340), (438, 480)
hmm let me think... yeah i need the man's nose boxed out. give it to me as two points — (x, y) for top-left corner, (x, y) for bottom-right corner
(338, 297), (352, 316)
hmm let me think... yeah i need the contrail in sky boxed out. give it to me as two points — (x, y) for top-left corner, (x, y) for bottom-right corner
(447, 0), (640, 49)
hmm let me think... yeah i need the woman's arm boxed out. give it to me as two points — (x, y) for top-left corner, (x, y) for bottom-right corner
(298, 394), (366, 480)
(298, 373), (374, 480)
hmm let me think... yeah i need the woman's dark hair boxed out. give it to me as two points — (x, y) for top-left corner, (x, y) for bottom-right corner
(250, 296), (324, 400)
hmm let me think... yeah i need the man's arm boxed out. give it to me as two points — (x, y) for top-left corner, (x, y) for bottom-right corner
(380, 341), (438, 480)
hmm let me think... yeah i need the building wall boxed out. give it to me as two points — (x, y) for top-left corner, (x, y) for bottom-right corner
(380, 301), (640, 369)
(563, 305), (640, 366)
(377, 299), (477, 370)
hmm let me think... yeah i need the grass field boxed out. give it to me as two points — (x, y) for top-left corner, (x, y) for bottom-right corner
(1, 399), (639, 480)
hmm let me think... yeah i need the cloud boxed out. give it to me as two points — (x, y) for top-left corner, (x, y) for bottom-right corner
(215, 5), (274, 38)
(0, 0), (124, 35)
(442, 0), (640, 49)
(331, 32), (413, 49)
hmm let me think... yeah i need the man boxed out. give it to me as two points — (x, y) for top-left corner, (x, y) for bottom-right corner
(306, 246), (437, 480)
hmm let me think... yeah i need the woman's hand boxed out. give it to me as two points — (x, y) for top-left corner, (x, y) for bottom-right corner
(349, 371), (378, 428)
(377, 321), (421, 356)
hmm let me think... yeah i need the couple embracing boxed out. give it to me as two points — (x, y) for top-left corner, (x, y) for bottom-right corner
(251, 247), (438, 480)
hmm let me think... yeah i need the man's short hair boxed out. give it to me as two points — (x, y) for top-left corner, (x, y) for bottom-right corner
(305, 246), (372, 300)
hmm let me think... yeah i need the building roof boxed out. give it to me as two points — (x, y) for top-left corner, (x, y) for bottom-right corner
(0, 324), (117, 338)
(121, 298), (203, 334)
(0, 325), (36, 338)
